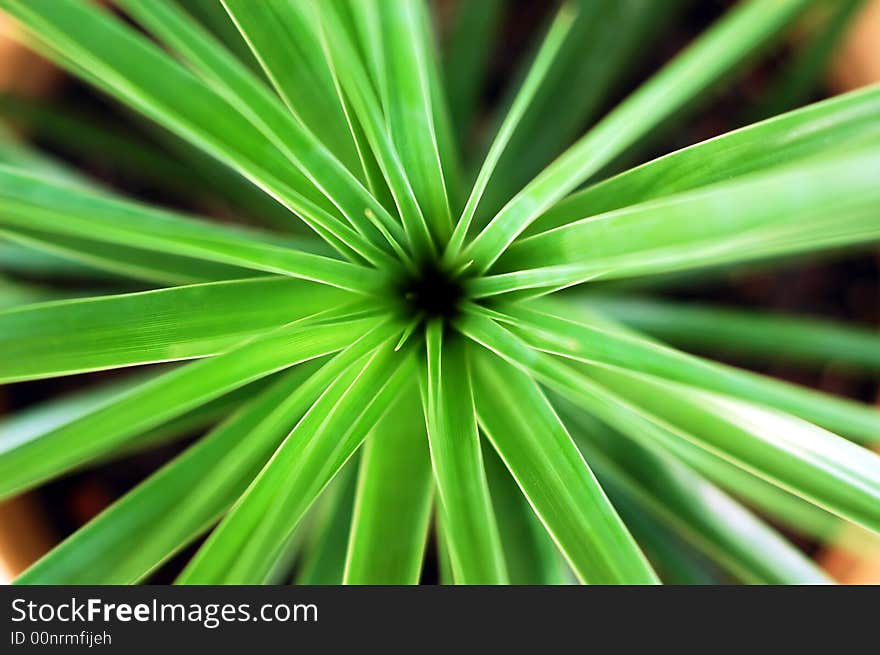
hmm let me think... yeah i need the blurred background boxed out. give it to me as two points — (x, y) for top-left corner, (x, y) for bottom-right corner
(0, 0), (878, 584)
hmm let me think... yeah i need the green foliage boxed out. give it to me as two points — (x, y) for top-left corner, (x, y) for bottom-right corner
(0, 0), (878, 585)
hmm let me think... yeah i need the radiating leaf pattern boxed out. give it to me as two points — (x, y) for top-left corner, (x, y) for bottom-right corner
(0, 0), (877, 585)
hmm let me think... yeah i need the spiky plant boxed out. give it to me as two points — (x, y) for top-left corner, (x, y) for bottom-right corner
(0, 0), (878, 585)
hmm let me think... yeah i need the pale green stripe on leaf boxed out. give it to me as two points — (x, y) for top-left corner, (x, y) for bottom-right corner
(585, 295), (880, 372)
(344, 385), (433, 584)
(0, 278), (350, 382)
(479, 146), (880, 296)
(422, 323), (508, 584)
(500, 301), (880, 444)
(178, 338), (412, 584)
(0, 167), (387, 295)
(464, 0), (812, 272)
(467, 342), (658, 584)
(532, 84), (880, 234)
(15, 363), (321, 584)
(0, 313), (380, 498)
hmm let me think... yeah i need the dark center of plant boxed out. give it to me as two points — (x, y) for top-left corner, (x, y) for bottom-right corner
(398, 260), (465, 321)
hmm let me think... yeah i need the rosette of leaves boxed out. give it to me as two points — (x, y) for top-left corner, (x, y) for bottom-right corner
(0, 0), (879, 585)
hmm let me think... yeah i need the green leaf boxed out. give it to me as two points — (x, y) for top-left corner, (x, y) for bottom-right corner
(214, 0), (364, 176)
(554, 357), (880, 537)
(111, 384), (265, 460)
(483, 443), (569, 585)
(474, 0), (685, 220)
(0, 276), (57, 309)
(176, 0), (261, 71)
(458, 309), (880, 538)
(0, 372), (265, 471)
(467, 341), (658, 584)
(122, 0), (408, 265)
(344, 385), (433, 584)
(0, 131), (260, 285)
(0, 371), (152, 453)
(5, 372), (261, 474)
(0, 94), (193, 195)
(0, 277), (350, 382)
(14, 363), (321, 584)
(607, 493), (723, 585)
(444, 5), (576, 264)
(178, 337), (413, 583)
(0, 313), (382, 498)
(589, 366), (880, 535)
(312, 0), (435, 263)
(0, 238), (110, 280)
(742, 0), (863, 123)
(295, 458), (360, 585)
(1, 223), (252, 287)
(373, 0), (456, 241)
(584, 295), (880, 372)
(0, 120), (90, 186)
(442, 0), (503, 149)
(612, 409), (880, 555)
(479, 146), (880, 296)
(0, 167), (388, 294)
(563, 406), (830, 584)
(435, 513), (454, 585)
(500, 300), (880, 444)
(421, 323), (507, 584)
(462, 0), (812, 272)
(0, 92), (306, 229)
(531, 84), (880, 234)
(0, 0), (386, 261)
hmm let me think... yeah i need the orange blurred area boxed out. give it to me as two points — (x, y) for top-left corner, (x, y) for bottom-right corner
(830, 0), (880, 91)
(0, 495), (53, 584)
(0, 14), (59, 96)
(817, 0), (880, 582)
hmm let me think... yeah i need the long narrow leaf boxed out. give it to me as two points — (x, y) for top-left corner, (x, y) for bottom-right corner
(563, 406), (829, 584)
(0, 278), (349, 382)
(422, 323), (507, 584)
(0, 313), (382, 497)
(15, 363), (321, 584)
(457, 310), (880, 536)
(344, 386), (433, 584)
(0, 0), (385, 261)
(1, 225), (253, 287)
(444, 5), (575, 263)
(482, 444), (569, 585)
(178, 338), (412, 583)
(585, 295), (880, 372)
(313, 0), (436, 262)
(0, 168), (387, 295)
(217, 0), (363, 176)
(479, 147), (880, 296)
(463, 0), (812, 272)
(468, 344), (657, 584)
(442, 0), (503, 149)
(375, 0), (455, 241)
(531, 84), (880, 234)
(474, 0), (685, 220)
(123, 0), (408, 265)
(294, 458), (359, 585)
(500, 301), (880, 444)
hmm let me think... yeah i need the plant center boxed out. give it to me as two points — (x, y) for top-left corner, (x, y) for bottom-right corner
(398, 261), (465, 321)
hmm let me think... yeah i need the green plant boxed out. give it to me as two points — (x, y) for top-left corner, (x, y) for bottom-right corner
(0, 0), (878, 585)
